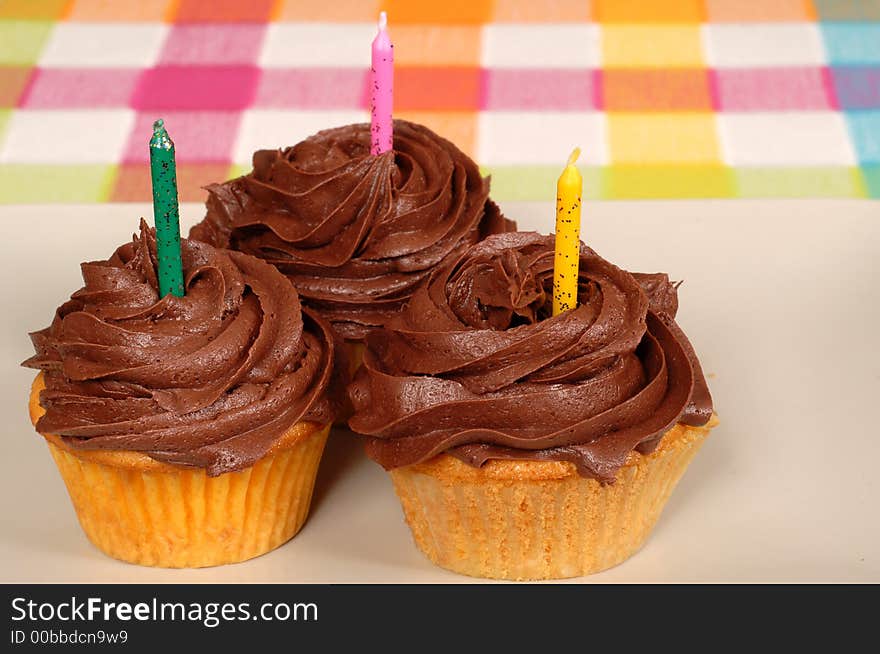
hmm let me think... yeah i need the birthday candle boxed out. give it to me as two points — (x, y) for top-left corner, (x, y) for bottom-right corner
(149, 119), (184, 298)
(552, 148), (582, 316)
(370, 11), (394, 155)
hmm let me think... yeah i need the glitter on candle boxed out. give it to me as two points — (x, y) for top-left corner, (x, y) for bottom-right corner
(149, 118), (185, 298)
(552, 147), (583, 316)
(370, 11), (394, 155)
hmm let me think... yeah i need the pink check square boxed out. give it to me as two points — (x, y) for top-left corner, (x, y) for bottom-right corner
(159, 24), (266, 65)
(21, 68), (140, 108)
(481, 69), (599, 111)
(122, 111), (241, 163)
(712, 68), (834, 111)
(254, 69), (368, 108)
(132, 66), (260, 110)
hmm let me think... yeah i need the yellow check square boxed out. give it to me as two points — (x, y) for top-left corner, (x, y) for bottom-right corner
(608, 113), (720, 164)
(602, 25), (705, 67)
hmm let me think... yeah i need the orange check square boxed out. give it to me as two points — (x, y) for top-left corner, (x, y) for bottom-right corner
(706, 0), (815, 22)
(395, 111), (477, 158)
(274, 0), (380, 21)
(381, 0), (493, 24)
(111, 163), (232, 203)
(395, 67), (481, 111)
(0, 66), (32, 107)
(594, 0), (705, 23)
(0, 0), (69, 19)
(392, 25), (482, 66)
(66, 0), (172, 21)
(173, 0), (275, 22)
(492, 0), (592, 21)
(602, 69), (713, 111)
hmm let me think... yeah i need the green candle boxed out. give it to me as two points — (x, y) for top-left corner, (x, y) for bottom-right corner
(149, 119), (184, 298)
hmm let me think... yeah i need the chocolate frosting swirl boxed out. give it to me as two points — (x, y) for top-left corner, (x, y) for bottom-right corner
(191, 120), (514, 340)
(23, 221), (335, 476)
(348, 232), (713, 483)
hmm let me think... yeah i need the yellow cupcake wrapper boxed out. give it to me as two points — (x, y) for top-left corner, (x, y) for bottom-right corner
(31, 373), (329, 568)
(389, 419), (717, 581)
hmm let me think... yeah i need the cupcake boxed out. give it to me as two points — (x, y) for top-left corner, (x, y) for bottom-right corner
(23, 221), (336, 568)
(191, 119), (514, 370)
(348, 232), (716, 580)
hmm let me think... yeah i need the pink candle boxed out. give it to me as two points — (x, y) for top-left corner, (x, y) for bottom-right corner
(370, 11), (394, 155)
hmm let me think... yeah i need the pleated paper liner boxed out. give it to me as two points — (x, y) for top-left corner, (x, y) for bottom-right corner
(30, 373), (329, 568)
(390, 418), (717, 580)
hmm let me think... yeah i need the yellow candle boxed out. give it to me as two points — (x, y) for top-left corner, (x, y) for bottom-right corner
(552, 147), (583, 316)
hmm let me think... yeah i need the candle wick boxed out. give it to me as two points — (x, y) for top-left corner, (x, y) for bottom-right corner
(566, 147), (581, 167)
(378, 11), (387, 31)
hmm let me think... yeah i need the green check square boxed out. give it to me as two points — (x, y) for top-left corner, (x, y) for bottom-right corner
(479, 166), (601, 202)
(0, 21), (53, 65)
(861, 165), (880, 198)
(0, 165), (115, 203)
(735, 167), (865, 198)
(0, 109), (10, 140)
(227, 163), (250, 179)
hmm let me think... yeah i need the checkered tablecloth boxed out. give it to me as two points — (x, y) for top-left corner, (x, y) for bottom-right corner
(0, 0), (878, 204)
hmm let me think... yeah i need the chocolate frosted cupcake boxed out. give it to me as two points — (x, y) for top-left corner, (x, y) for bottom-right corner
(191, 119), (514, 347)
(348, 232), (716, 580)
(24, 221), (336, 567)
